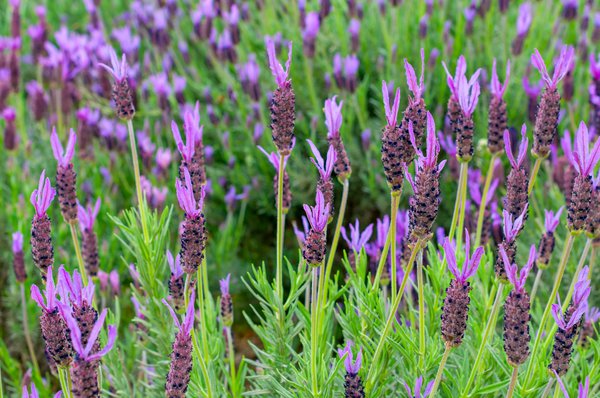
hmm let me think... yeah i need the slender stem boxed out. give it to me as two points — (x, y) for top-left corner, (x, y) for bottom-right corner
(126, 119), (149, 243)
(462, 285), (504, 396)
(366, 241), (422, 394)
(321, 179), (350, 308)
(506, 367), (519, 398)
(20, 284), (40, 376)
(530, 268), (543, 304)
(226, 327), (239, 398)
(429, 343), (452, 398)
(69, 223), (88, 286)
(523, 233), (575, 389)
(589, 246), (596, 278)
(191, 329), (213, 398)
(540, 379), (554, 398)
(527, 157), (543, 196)
(552, 382), (561, 398)
(390, 193), (400, 302)
(372, 189), (402, 291)
(448, 162), (468, 243)
(58, 367), (73, 398)
(474, 154), (497, 247)
(310, 266), (320, 396)
(275, 154), (285, 302)
(417, 250), (425, 369)
(456, 162), (470, 252)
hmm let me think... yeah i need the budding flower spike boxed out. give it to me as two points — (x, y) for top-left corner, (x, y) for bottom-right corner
(503, 125), (530, 219)
(324, 96), (351, 180)
(400, 48), (428, 163)
(166, 250), (185, 311)
(78, 198), (101, 277)
(488, 59), (510, 154)
(307, 139), (336, 217)
(30, 170), (56, 281)
(337, 341), (364, 398)
(173, 102), (206, 200)
(12, 231), (26, 282)
(163, 291), (195, 398)
(555, 372), (590, 398)
(441, 231), (484, 347)
(98, 47), (135, 120)
(537, 207), (564, 269)
(495, 206), (528, 281)
(220, 274), (233, 327)
(267, 38), (295, 156)
(50, 127), (79, 223)
(381, 80), (405, 193)
(341, 219), (374, 254)
(302, 190), (330, 265)
(176, 167), (207, 274)
(403, 376), (434, 398)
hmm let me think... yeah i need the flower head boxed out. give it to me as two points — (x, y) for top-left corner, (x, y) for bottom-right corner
(501, 244), (536, 292)
(162, 290), (196, 336)
(292, 216), (310, 245)
(442, 231), (484, 284)
(403, 376), (434, 398)
(57, 266), (94, 307)
(531, 46), (575, 89)
(571, 121), (600, 176)
(50, 127), (76, 167)
(166, 250), (184, 279)
(442, 55), (475, 100)
(517, 3), (533, 36)
(64, 307), (116, 361)
(341, 219), (374, 253)
(490, 59), (510, 100)
(30, 265), (59, 312)
(404, 48), (425, 101)
(382, 80), (401, 127)
(544, 207), (563, 233)
(176, 167), (206, 217)
(324, 96), (343, 139)
(303, 190), (330, 233)
(469, 178), (499, 207)
(78, 197), (101, 233)
(266, 37), (292, 87)
(171, 104), (201, 162)
(572, 266), (591, 307)
(552, 266), (590, 330)
(411, 112), (447, 173)
(220, 274), (231, 296)
(98, 47), (129, 82)
(12, 231), (23, 253)
(306, 139), (336, 180)
(585, 306), (600, 324)
(503, 206), (528, 242)
(302, 12), (320, 41)
(504, 125), (529, 169)
(257, 145), (291, 171)
(30, 170), (56, 217)
(457, 69), (481, 118)
(337, 341), (362, 375)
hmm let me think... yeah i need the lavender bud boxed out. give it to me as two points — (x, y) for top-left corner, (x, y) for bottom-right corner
(302, 192), (329, 266)
(2, 107), (17, 150)
(51, 128), (78, 223)
(177, 169), (207, 273)
(220, 275), (233, 327)
(503, 128), (530, 219)
(99, 49), (135, 120)
(381, 82), (404, 193)
(78, 199), (101, 277)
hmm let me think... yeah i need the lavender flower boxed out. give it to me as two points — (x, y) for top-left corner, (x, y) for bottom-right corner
(341, 219), (373, 269)
(403, 376), (434, 398)
(537, 207), (563, 269)
(325, 96), (351, 180)
(302, 191), (330, 265)
(177, 168), (207, 273)
(166, 250), (185, 311)
(2, 106), (16, 150)
(258, 146), (292, 212)
(441, 233), (484, 347)
(25, 81), (48, 121)
(267, 38), (295, 156)
(163, 292), (195, 397)
(512, 3), (532, 55)
(381, 80), (404, 193)
(51, 127), (78, 223)
(579, 306), (600, 347)
(555, 372), (589, 398)
(302, 12), (319, 58)
(98, 48), (135, 120)
(220, 274), (233, 327)
(349, 18), (360, 52)
(531, 46), (574, 158)
(488, 59), (510, 154)
(337, 342), (364, 398)
(30, 170), (56, 281)
(399, 48), (427, 164)
(343, 55), (359, 92)
(12, 231), (26, 282)
(78, 198), (101, 277)
(495, 206), (528, 281)
(307, 139), (336, 216)
(503, 126), (529, 219)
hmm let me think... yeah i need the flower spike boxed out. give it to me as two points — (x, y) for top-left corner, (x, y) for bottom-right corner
(303, 190), (329, 233)
(443, 231), (484, 284)
(337, 341), (362, 375)
(162, 290), (196, 336)
(306, 139), (336, 180)
(176, 167), (205, 217)
(572, 121), (600, 176)
(77, 197), (101, 232)
(544, 207), (563, 233)
(341, 219), (374, 253)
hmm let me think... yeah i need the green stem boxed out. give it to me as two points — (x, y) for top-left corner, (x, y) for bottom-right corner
(552, 381), (561, 398)
(390, 193), (400, 303)
(365, 241), (422, 394)
(195, 267), (214, 397)
(529, 268), (543, 304)
(523, 233), (575, 389)
(474, 154), (498, 247)
(310, 266), (321, 396)
(590, 246), (596, 278)
(528, 157), (543, 196)
(226, 327), (239, 398)
(20, 284), (40, 377)
(429, 343), (453, 398)
(506, 367), (519, 398)
(58, 367), (73, 398)
(417, 250), (426, 369)
(126, 119), (150, 243)
(456, 162), (470, 252)
(372, 189), (402, 291)
(276, 154), (285, 303)
(540, 379), (554, 398)
(449, 162), (468, 244)
(461, 285), (504, 396)
(69, 223), (88, 286)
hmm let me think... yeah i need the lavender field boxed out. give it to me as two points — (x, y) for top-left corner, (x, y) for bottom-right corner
(1, 0), (600, 397)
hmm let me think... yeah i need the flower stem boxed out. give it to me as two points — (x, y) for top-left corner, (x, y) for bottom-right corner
(449, 162), (468, 245)
(20, 284), (40, 376)
(527, 157), (543, 196)
(58, 367), (73, 398)
(365, 241), (422, 394)
(552, 381), (561, 398)
(390, 192), (400, 303)
(461, 284), (504, 396)
(417, 249), (425, 370)
(456, 162), (470, 251)
(69, 223), (88, 286)
(225, 327), (239, 398)
(529, 268), (543, 304)
(372, 189), (402, 291)
(429, 343), (452, 398)
(126, 119), (149, 243)
(523, 233), (575, 389)
(189, 270), (214, 398)
(540, 378), (554, 398)
(506, 367), (519, 398)
(474, 154), (498, 247)
(275, 154), (285, 303)
(310, 266), (321, 396)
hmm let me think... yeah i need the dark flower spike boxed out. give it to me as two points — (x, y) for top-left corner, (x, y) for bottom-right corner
(501, 244), (536, 292)
(176, 168), (206, 217)
(382, 80), (401, 127)
(490, 59), (510, 100)
(504, 125), (528, 169)
(65, 308), (116, 362)
(404, 48), (425, 101)
(503, 206), (528, 242)
(31, 170), (54, 215)
(337, 341), (362, 375)
(303, 190), (330, 233)
(163, 290), (196, 336)
(403, 376), (434, 398)
(78, 197), (100, 233)
(98, 47), (128, 83)
(341, 219), (374, 253)
(531, 46), (575, 89)
(555, 371), (589, 398)
(50, 127), (76, 167)
(544, 207), (563, 233)
(443, 231), (484, 284)
(266, 38), (292, 87)
(572, 121), (600, 177)
(306, 139), (336, 181)
(167, 250), (184, 279)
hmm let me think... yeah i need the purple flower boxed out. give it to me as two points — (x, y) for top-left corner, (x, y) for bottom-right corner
(343, 55), (359, 79)
(176, 167), (206, 217)
(109, 270), (119, 294)
(303, 191), (330, 233)
(293, 216), (310, 245)
(585, 306), (600, 324)
(522, 74), (543, 98)
(50, 127), (76, 167)
(77, 197), (101, 233)
(30, 265), (59, 312)
(572, 266), (591, 307)
(171, 116), (196, 163)
(131, 295), (144, 319)
(591, 53), (600, 81)
(504, 125), (528, 169)
(341, 219), (374, 253)
(502, 206), (528, 242)
(501, 244), (536, 292)
(30, 170), (55, 217)
(442, 55), (467, 99)
(307, 139), (336, 180)
(166, 250), (184, 279)
(382, 80), (401, 127)
(531, 46), (575, 89)
(57, 266), (94, 307)
(571, 121), (600, 176)
(98, 47), (129, 82)
(257, 145), (291, 171)
(555, 371), (589, 398)
(544, 207), (563, 233)
(266, 37), (292, 87)
(302, 12), (320, 41)
(517, 3), (533, 36)
(442, 231), (484, 284)
(410, 112), (447, 172)
(220, 274), (231, 296)
(163, 290), (196, 336)
(337, 341), (362, 375)
(404, 376), (434, 398)
(457, 69), (481, 118)
(253, 123), (264, 144)
(470, 178), (499, 207)
(324, 96), (343, 139)
(64, 307), (116, 361)
(12, 231), (23, 254)
(404, 48), (425, 101)
(490, 59), (510, 100)
(552, 266), (591, 330)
